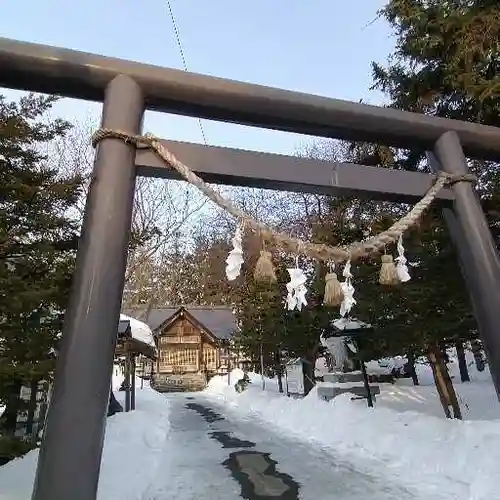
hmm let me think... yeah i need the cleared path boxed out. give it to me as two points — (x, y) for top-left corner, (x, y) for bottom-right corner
(143, 393), (433, 500)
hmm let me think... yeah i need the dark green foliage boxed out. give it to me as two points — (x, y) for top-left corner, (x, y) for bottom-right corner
(0, 435), (36, 465)
(355, 209), (476, 359)
(356, 0), (500, 356)
(372, 0), (500, 124)
(0, 93), (84, 434)
(233, 237), (287, 368)
(233, 231), (335, 373)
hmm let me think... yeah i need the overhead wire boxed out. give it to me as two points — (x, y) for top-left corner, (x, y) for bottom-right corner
(165, 0), (208, 145)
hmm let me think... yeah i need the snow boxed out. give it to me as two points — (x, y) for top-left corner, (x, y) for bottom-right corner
(331, 317), (372, 330)
(119, 313), (156, 347)
(365, 354), (499, 421)
(205, 360), (500, 500)
(1, 352), (500, 500)
(0, 372), (170, 500)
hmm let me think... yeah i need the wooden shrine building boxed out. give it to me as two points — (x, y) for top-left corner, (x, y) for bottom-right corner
(124, 306), (238, 392)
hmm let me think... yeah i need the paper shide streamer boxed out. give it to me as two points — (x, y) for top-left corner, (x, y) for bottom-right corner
(285, 258), (308, 312)
(225, 225), (244, 281)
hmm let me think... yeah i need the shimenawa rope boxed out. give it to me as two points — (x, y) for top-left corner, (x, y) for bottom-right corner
(91, 129), (475, 263)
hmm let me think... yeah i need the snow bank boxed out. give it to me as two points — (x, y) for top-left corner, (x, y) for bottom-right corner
(374, 374), (499, 421)
(206, 370), (500, 500)
(214, 368), (281, 393)
(365, 351), (499, 421)
(0, 384), (170, 500)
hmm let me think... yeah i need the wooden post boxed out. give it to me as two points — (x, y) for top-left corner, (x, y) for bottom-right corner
(199, 332), (204, 375)
(26, 379), (39, 439)
(407, 349), (419, 386)
(360, 361), (374, 408)
(156, 338), (161, 381)
(261, 351), (265, 389)
(130, 356), (136, 411)
(427, 346), (462, 419)
(455, 340), (470, 382)
(37, 382), (50, 442)
(124, 352), (131, 413)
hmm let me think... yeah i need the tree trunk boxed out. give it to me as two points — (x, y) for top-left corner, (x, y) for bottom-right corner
(440, 343), (450, 364)
(275, 351), (284, 394)
(0, 380), (22, 435)
(406, 349), (419, 386)
(139, 295), (156, 323)
(259, 343), (265, 391)
(25, 379), (39, 438)
(455, 340), (470, 382)
(427, 345), (462, 419)
(471, 340), (485, 372)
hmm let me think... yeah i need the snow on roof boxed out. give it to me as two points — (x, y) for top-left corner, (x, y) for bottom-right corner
(119, 314), (156, 347)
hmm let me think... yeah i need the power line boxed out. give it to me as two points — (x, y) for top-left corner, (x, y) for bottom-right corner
(165, 0), (208, 145)
(166, 0), (188, 72)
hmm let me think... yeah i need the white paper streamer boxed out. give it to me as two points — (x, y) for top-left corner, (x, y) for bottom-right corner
(340, 260), (356, 317)
(395, 235), (411, 283)
(225, 226), (244, 281)
(285, 260), (308, 311)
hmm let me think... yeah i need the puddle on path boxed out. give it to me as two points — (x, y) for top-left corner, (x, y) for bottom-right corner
(186, 399), (300, 499)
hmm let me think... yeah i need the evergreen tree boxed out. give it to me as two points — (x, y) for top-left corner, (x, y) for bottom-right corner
(234, 231), (335, 392)
(369, 0), (500, 347)
(361, 0), (500, 414)
(372, 0), (500, 126)
(371, 0), (500, 235)
(0, 94), (83, 442)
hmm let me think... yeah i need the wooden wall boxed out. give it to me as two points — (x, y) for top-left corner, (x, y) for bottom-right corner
(157, 317), (219, 374)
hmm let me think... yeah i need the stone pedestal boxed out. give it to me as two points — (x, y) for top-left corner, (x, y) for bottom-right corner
(152, 373), (207, 393)
(317, 371), (380, 402)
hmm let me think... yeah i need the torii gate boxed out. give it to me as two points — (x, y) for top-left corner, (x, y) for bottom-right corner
(1, 37), (500, 500)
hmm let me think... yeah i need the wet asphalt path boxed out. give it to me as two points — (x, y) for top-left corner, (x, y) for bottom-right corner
(142, 393), (434, 500)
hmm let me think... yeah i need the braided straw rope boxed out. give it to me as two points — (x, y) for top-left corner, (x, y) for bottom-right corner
(92, 129), (470, 263)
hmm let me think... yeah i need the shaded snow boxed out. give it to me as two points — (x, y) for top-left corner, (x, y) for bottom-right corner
(0, 383), (169, 500)
(367, 354), (498, 421)
(205, 365), (500, 500)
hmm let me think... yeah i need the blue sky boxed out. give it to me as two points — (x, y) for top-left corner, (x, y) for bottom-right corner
(2, 0), (395, 155)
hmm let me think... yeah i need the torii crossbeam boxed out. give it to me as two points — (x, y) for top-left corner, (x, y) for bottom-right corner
(1, 37), (499, 500)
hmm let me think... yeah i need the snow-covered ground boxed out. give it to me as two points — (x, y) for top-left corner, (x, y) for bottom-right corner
(317, 349), (498, 420)
(364, 355), (499, 421)
(0, 373), (170, 500)
(205, 357), (500, 500)
(1, 353), (499, 500)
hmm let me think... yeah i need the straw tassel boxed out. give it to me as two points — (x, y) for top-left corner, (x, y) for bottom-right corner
(254, 250), (277, 282)
(323, 272), (344, 306)
(379, 254), (401, 286)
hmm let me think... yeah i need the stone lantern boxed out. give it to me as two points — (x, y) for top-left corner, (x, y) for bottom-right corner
(318, 317), (379, 406)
